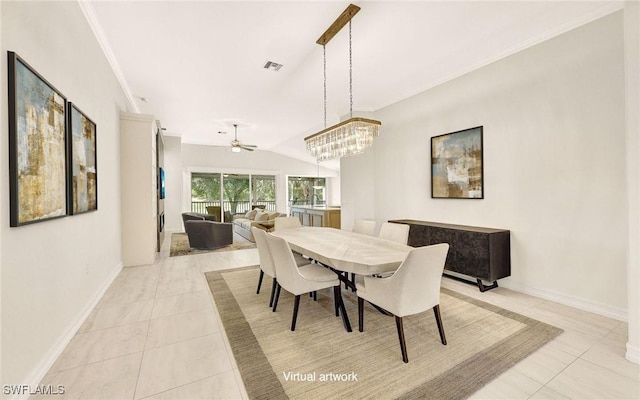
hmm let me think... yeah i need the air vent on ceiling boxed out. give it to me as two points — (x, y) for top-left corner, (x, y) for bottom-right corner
(263, 61), (283, 71)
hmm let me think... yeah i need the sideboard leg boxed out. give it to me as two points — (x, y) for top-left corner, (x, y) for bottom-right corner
(477, 279), (499, 292)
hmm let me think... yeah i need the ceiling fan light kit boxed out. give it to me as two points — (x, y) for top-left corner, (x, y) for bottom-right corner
(304, 3), (381, 162)
(231, 124), (257, 152)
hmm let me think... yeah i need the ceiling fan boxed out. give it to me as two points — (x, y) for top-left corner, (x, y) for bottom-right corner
(230, 124), (257, 152)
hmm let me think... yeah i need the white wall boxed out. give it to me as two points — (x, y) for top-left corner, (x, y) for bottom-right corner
(1, 1), (131, 386)
(624, 1), (640, 364)
(163, 143), (340, 232)
(342, 12), (628, 317)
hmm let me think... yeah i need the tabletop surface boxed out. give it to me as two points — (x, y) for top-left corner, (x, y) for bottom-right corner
(271, 227), (411, 275)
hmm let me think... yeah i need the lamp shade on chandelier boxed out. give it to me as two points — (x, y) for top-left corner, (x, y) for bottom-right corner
(304, 4), (381, 161)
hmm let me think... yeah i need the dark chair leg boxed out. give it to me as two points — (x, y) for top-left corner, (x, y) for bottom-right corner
(350, 273), (356, 291)
(334, 285), (352, 332)
(272, 283), (281, 312)
(256, 270), (264, 294)
(313, 291), (317, 301)
(433, 304), (447, 345)
(395, 316), (408, 363)
(358, 297), (364, 332)
(268, 278), (277, 307)
(291, 295), (301, 331)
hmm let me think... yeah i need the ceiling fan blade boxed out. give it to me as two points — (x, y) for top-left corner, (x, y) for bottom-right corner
(243, 144), (257, 148)
(240, 146), (255, 151)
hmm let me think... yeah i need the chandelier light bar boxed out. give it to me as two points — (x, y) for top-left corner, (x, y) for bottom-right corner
(316, 4), (360, 45)
(304, 3), (381, 162)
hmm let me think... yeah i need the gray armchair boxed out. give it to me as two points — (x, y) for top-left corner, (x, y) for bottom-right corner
(181, 212), (217, 231)
(184, 220), (233, 250)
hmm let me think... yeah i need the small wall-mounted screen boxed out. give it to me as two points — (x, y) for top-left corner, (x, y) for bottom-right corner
(160, 168), (166, 199)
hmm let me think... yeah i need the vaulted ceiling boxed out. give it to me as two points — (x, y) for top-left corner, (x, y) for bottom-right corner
(86, 1), (622, 170)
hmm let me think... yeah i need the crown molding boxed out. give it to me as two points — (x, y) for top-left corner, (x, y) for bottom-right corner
(77, 0), (139, 113)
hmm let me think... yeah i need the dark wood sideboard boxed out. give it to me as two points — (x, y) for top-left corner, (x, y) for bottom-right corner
(389, 220), (511, 292)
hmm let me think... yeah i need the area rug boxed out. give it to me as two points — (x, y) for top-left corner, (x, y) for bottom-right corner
(205, 266), (563, 400)
(169, 233), (255, 257)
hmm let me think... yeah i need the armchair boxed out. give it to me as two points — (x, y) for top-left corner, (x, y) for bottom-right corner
(181, 212), (217, 231)
(184, 220), (233, 250)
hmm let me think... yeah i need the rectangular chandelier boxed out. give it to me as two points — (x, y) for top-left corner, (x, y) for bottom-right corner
(304, 117), (381, 162)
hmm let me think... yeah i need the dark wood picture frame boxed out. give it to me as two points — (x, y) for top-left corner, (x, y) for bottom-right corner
(68, 103), (98, 214)
(431, 126), (484, 199)
(8, 51), (68, 226)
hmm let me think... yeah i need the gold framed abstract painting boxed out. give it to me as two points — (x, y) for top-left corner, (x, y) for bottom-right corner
(68, 103), (97, 214)
(8, 52), (68, 226)
(431, 126), (484, 199)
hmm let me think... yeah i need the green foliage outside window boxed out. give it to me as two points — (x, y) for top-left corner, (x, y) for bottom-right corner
(288, 177), (325, 206)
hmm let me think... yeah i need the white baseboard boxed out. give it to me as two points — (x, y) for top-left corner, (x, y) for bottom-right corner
(501, 281), (628, 322)
(626, 343), (640, 365)
(13, 262), (123, 400)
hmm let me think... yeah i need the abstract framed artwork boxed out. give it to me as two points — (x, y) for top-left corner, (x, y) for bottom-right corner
(431, 126), (484, 199)
(68, 103), (97, 214)
(8, 51), (68, 226)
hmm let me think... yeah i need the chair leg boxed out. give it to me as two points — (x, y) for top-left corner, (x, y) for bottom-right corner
(395, 316), (408, 363)
(334, 285), (352, 332)
(291, 295), (301, 331)
(272, 283), (281, 312)
(256, 270), (264, 294)
(268, 278), (277, 307)
(313, 291), (317, 301)
(433, 304), (447, 345)
(358, 297), (364, 332)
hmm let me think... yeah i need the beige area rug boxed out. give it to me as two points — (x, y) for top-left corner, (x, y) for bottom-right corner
(205, 266), (563, 400)
(169, 233), (255, 257)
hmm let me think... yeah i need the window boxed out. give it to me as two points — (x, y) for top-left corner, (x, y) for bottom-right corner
(288, 176), (326, 208)
(223, 174), (250, 215)
(252, 175), (276, 211)
(191, 173), (221, 214)
(191, 173), (277, 219)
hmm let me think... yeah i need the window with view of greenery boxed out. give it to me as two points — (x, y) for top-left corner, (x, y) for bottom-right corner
(288, 177), (325, 207)
(252, 175), (276, 209)
(191, 173), (221, 210)
(191, 173), (277, 218)
(223, 174), (250, 215)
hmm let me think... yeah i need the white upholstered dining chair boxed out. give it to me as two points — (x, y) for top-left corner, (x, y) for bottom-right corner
(353, 219), (377, 236)
(252, 227), (279, 307)
(274, 216), (302, 230)
(253, 227), (309, 308)
(356, 243), (450, 363)
(378, 222), (410, 244)
(264, 232), (352, 332)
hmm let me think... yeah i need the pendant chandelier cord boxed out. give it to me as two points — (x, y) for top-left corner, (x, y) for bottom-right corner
(349, 20), (353, 119)
(323, 44), (327, 130)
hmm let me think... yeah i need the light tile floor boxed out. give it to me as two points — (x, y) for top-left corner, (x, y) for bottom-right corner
(36, 235), (640, 399)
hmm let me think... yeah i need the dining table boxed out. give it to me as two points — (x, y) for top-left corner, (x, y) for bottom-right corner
(271, 226), (414, 326)
(270, 226), (412, 277)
